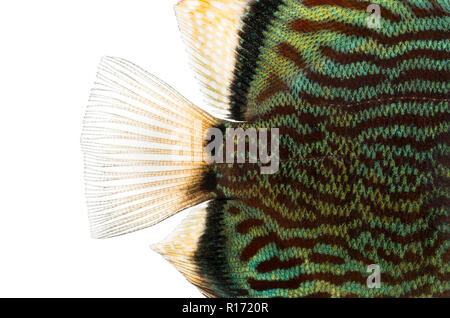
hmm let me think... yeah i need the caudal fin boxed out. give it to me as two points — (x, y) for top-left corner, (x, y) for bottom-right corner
(81, 57), (217, 238)
(151, 203), (218, 297)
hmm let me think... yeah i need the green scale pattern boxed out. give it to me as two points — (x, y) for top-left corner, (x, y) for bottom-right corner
(197, 0), (450, 297)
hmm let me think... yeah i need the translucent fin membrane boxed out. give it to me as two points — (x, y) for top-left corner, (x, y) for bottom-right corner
(151, 204), (217, 297)
(81, 57), (217, 238)
(175, 0), (251, 118)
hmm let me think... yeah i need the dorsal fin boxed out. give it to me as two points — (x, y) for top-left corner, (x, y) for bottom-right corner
(175, 0), (251, 119)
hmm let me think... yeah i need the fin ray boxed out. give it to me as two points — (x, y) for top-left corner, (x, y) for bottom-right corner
(152, 204), (218, 297)
(175, 0), (252, 118)
(81, 57), (217, 238)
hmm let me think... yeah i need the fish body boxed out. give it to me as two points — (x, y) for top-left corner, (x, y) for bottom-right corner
(82, 0), (450, 297)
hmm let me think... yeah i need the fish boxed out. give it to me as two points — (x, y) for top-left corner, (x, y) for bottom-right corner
(81, 0), (450, 297)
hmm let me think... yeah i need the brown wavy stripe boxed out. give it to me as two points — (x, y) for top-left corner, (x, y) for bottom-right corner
(433, 290), (450, 297)
(236, 218), (265, 234)
(276, 183), (355, 212)
(228, 207), (241, 215)
(330, 112), (450, 135)
(358, 149), (433, 171)
(278, 144), (329, 162)
(442, 248), (450, 263)
(377, 248), (421, 264)
(299, 93), (449, 111)
(251, 105), (329, 124)
(256, 73), (288, 104)
(250, 90), (447, 113)
(309, 252), (346, 265)
(423, 234), (449, 258)
(348, 225), (445, 247)
(277, 42), (386, 89)
(320, 46), (450, 67)
(435, 153), (450, 168)
(434, 174), (450, 188)
(302, 0), (402, 23)
(402, 285), (432, 297)
(398, 70), (449, 86)
(290, 19), (450, 44)
(303, 292), (333, 298)
(361, 195), (449, 223)
(433, 214), (450, 228)
(364, 132), (450, 152)
(256, 256), (304, 273)
(363, 170), (425, 195)
(241, 193), (353, 230)
(363, 179), (433, 201)
(280, 128), (325, 144)
(392, 69), (448, 85)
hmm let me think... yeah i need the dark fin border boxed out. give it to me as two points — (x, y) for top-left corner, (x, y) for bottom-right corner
(198, 121), (227, 194)
(194, 199), (249, 298)
(229, 0), (285, 121)
(199, 168), (218, 193)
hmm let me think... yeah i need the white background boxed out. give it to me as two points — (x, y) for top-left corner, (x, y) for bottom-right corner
(0, 0), (205, 297)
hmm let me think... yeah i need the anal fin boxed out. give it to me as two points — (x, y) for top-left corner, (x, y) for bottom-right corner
(151, 204), (218, 298)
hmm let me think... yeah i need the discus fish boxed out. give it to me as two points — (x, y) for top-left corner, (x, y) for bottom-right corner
(81, 0), (450, 297)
